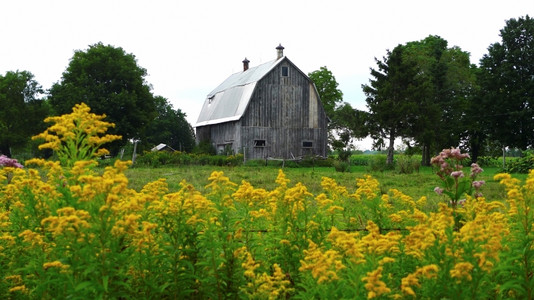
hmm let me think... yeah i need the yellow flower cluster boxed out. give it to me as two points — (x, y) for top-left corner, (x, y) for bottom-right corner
(352, 175), (380, 201)
(41, 207), (91, 238)
(299, 239), (345, 283)
(32, 102), (121, 164)
(240, 251), (294, 299)
(400, 264), (439, 296)
(362, 266), (391, 299)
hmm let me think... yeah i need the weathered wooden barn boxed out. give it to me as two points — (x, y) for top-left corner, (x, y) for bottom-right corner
(195, 45), (328, 160)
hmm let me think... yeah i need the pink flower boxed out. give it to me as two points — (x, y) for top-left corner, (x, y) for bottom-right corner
(434, 186), (444, 195)
(0, 155), (23, 168)
(450, 171), (464, 178)
(470, 163), (483, 178)
(472, 180), (485, 189)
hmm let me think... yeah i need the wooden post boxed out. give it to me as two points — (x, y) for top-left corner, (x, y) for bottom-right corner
(132, 140), (138, 165)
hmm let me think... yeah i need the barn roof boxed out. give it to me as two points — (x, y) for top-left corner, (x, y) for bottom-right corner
(195, 57), (285, 127)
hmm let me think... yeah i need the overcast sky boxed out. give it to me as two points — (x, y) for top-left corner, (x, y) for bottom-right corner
(1, 0), (532, 150)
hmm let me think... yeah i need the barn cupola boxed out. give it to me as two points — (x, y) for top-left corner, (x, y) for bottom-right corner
(242, 57), (250, 71)
(276, 44), (284, 59)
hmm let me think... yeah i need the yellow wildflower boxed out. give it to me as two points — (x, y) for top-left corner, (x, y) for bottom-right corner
(361, 221), (401, 255)
(43, 261), (69, 270)
(18, 230), (45, 248)
(400, 264), (438, 296)
(9, 285), (27, 293)
(352, 175), (380, 201)
(32, 102), (121, 165)
(205, 171), (237, 194)
(299, 240), (345, 283)
(362, 266), (391, 299)
(327, 227), (365, 264)
(450, 262), (474, 282)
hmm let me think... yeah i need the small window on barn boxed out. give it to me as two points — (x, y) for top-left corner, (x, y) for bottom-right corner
(254, 140), (266, 147)
(281, 66), (289, 77)
(302, 141), (313, 148)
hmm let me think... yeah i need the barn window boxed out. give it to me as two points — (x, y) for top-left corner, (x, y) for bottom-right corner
(254, 140), (266, 147)
(302, 141), (313, 148)
(281, 66), (289, 77)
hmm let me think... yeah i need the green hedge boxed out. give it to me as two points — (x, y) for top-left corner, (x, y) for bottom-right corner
(135, 151), (244, 167)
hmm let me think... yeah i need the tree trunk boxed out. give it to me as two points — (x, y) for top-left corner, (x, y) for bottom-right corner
(386, 129), (395, 166)
(0, 144), (11, 158)
(470, 141), (480, 164)
(421, 144), (431, 166)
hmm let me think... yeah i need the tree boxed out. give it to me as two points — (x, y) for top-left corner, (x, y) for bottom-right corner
(49, 43), (157, 154)
(144, 96), (196, 152)
(364, 36), (475, 166)
(308, 66), (343, 120)
(308, 66), (367, 158)
(0, 71), (49, 157)
(478, 15), (534, 150)
(363, 45), (420, 165)
(403, 36), (475, 164)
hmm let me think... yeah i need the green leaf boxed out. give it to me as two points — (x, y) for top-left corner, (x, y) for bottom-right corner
(102, 275), (109, 292)
(75, 281), (93, 292)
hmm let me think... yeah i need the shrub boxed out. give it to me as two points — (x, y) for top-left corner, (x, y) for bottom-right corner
(395, 155), (420, 174)
(504, 150), (534, 173)
(476, 156), (501, 168)
(333, 160), (350, 172)
(367, 154), (390, 172)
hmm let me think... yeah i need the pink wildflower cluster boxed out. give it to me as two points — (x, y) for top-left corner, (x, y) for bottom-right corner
(430, 147), (485, 206)
(0, 155), (23, 169)
(430, 147), (469, 181)
(430, 148), (469, 178)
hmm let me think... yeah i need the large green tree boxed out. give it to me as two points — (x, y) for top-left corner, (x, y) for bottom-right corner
(309, 66), (367, 157)
(0, 71), (49, 157)
(403, 36), (475, 164)
(49, 43), (157, 153)
(363, 45), (420, 165)
(308, 66), (343, 120)
(478, 15), (534, 150)
(364, 36), (475, 165)
(144, 96), (196, 152)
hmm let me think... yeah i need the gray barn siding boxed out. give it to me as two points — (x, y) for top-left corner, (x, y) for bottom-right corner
(197, 121), (241, 154)
(240, 62), (327, 159)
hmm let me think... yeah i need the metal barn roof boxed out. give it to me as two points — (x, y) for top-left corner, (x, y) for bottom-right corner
(195, 58), (283, 127)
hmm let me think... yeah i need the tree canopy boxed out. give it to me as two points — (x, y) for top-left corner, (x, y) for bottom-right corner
(48, 43), (157, 153)
(478, 15), (534, 150)
(309, 66), (367, 157)
(144, 96), (196, 152)
(363, 45), (420, 164)
(363, 35), (475, 165)
(308, 66), (343, 120)
(0, 70), (49, 157)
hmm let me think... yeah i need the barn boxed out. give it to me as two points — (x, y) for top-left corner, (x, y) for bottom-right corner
(194, 45), (328, 160)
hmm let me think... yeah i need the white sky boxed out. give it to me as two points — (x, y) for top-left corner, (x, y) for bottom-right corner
(1, 0), (532, 150)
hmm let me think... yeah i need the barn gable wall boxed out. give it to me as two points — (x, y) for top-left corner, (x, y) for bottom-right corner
(240, 60), (328, 159)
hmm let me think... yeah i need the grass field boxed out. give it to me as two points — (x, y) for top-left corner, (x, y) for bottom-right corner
(124, 164), (522, 206)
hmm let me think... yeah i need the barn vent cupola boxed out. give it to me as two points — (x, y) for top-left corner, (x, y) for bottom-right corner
(276, 44), (284, 59)
(242, 58), (250, 71)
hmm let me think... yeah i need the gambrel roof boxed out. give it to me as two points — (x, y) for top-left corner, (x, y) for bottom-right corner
(195, 58), (286, 127)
